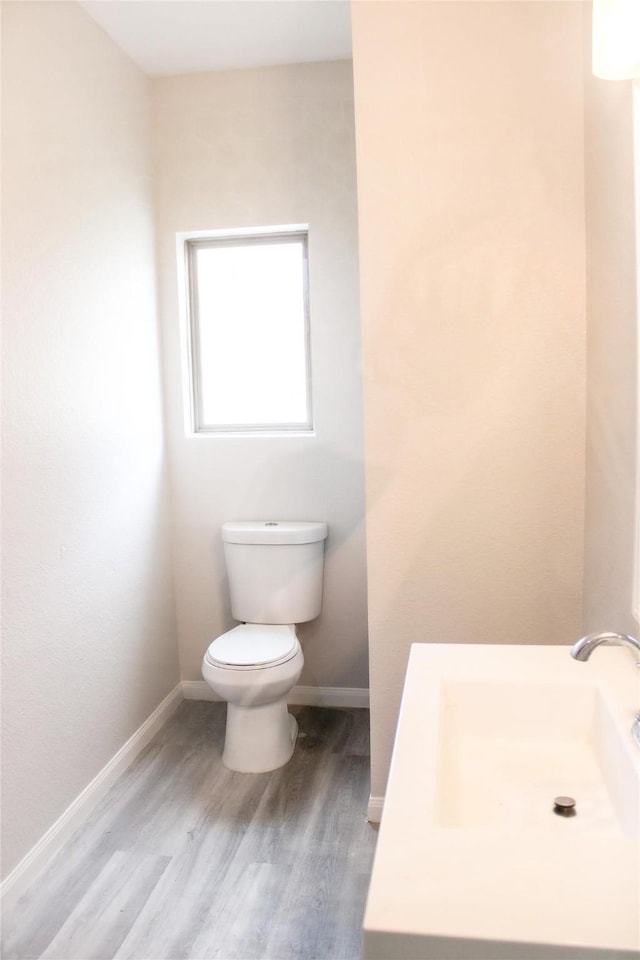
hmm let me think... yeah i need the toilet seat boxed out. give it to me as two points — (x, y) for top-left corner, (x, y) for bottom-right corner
(205, 623), (297, 670)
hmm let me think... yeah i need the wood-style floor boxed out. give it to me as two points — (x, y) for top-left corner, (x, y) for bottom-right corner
(3, 703), (378, 960)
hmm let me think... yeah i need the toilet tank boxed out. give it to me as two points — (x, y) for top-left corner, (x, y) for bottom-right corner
(222, 521), (328, 624)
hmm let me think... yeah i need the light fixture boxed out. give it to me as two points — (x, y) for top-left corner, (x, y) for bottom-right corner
(592, 0), (640, 80)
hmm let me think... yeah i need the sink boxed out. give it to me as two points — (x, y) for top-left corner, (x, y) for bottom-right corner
(436, 681), (637, 836)
(363, 644), (640, 960)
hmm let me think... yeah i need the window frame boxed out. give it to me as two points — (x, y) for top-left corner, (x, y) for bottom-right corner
(183, 227), (313, 436)
(633, 81), (640, 622)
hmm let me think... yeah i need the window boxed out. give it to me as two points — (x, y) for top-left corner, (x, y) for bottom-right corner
(184, 229), (312, 434)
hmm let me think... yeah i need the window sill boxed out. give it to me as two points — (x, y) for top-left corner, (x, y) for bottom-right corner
(187, 430), (317, 440)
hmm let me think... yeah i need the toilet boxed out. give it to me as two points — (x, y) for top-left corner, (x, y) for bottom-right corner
(201, 520), (328, 773)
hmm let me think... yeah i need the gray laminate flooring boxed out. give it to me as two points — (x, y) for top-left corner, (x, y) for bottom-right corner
(3, 703), (378, 960)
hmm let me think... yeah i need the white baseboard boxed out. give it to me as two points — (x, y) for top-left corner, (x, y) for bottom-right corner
(367, 794), (385, 823)
(182, 679), (222, 700)
(289, 684), (370, 708)
(0, 682), (183, 911)
(182, 679), (369, 709)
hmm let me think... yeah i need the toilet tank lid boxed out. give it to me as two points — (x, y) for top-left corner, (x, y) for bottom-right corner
(222, 521), (328, 545)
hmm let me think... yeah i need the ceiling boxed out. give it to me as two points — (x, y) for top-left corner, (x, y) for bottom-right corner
(79, 1), (353, 77)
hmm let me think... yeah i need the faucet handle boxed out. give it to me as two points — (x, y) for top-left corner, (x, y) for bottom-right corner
(632, 714), (640, 748)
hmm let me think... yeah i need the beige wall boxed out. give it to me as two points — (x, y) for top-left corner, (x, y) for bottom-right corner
(152, 62), (368, 688)
(1, 1), (179, 877)
(352, 1), (587, 798)
(583, 9), (638, 635)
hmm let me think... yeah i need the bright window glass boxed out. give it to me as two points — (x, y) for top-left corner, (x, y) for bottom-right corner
(186, 232), (312, 432)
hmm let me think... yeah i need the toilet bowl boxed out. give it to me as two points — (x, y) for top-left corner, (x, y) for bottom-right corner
(200, 520), (327, 774)
(202, 623), (304, 772)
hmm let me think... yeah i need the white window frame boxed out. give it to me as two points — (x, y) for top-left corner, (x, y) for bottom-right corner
(178, 225), (314, 438)
(633, 81), (640, 623)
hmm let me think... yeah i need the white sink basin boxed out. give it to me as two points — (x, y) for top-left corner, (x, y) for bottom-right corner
(437, 681), (637, 836)
(363, 644), (640, 960)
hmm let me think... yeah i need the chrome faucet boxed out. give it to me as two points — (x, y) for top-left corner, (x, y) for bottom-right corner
(570, 631), (640, 663)
(570, 632), (640, 748)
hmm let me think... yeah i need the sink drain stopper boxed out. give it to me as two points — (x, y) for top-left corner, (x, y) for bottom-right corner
(553, 796), (576, 817)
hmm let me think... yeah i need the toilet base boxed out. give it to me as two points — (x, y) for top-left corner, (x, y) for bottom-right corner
(223, 696), (298, 773)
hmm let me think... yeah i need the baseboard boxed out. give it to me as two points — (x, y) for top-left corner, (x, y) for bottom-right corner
(367, 795), (385, 823)
(182, 679), (370, 709)
(182, 679), (222, 700)
(290, 684), (370, 708)
(0, 682), (183, 911)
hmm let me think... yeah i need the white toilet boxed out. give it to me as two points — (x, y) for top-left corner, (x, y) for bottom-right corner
(201, 520), (328, 773)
